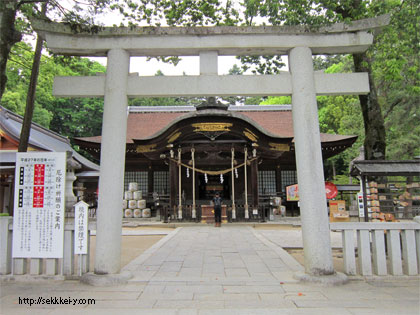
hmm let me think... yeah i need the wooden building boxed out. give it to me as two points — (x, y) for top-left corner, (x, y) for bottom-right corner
(76, 100), (357, 219)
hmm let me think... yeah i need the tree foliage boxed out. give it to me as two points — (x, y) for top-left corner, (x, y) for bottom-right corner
(2, 41), (106, 140)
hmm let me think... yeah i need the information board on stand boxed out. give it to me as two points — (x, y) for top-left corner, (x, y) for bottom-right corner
(12, 152), (66, 258)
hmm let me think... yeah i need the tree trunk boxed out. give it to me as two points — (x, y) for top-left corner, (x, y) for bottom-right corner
(18, 3), (47, 152)
(0, 0), (21, 101)
(353, 52), (386, 160)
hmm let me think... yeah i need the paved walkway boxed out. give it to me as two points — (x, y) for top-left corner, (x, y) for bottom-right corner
(1, 226), (419, 314)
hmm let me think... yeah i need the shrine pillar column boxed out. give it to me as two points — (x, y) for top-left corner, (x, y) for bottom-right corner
(169, 150), (177, 216)
(250, 152), (259, 216)
(95, 49), (129, 275)
(289, 46), (334, 276)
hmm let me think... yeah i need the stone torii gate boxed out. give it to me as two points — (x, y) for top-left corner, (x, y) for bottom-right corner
(33, 16), (388, 283)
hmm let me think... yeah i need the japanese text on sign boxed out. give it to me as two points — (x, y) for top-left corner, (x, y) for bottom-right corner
(12, 152), (66, 258)
(74, 201), (88, 255)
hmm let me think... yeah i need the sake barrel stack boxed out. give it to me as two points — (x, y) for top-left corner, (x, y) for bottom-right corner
(123, 182), (141, 218)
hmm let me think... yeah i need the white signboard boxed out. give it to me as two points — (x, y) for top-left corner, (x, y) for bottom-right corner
(357, 192), (365, 218)
(74, 201), (88, 255)
(12, 152), (66, 258)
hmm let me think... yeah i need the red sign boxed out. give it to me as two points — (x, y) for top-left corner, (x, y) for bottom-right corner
(34, 164), (45, 185)
(286, 182), (338, 201)
(325, 182), (338, 199)
(33, 186), (44, 208)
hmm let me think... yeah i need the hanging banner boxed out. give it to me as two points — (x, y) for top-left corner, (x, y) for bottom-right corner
(286, 182), (338, 201)
(74, 201), (88, 255)
(12, 152), (66, 258)
(286, 184), (299, 201)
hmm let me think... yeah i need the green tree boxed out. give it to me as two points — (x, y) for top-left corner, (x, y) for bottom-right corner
(3, 41), (106, 139)
(2, 41), (53, 126)
(260, 96), (291, 105)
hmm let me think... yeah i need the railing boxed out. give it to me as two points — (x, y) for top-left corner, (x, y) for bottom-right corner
(330, 222), (420, 276)
(0, 217), (95, 278)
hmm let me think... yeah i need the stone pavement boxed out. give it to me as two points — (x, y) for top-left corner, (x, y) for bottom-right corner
(1, 225), (419, 314)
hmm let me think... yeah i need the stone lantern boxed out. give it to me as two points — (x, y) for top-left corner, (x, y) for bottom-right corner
(65, 151), (81, 216)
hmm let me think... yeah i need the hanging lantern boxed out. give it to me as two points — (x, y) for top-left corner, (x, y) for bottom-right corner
(220, 174), (224, 183)
(186, 167), (190, 178)
(235, 168), (238, 179)
(204, 173), (208, 183)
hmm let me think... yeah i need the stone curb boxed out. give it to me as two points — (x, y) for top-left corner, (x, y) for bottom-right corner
(122, 227), (183, 275)
(250, 226), (304, 272)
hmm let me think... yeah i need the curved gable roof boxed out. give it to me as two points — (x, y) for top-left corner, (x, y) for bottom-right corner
(76, 105), (356, 145)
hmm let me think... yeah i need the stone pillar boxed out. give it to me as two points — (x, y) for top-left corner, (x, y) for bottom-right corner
(95, 49), (129, 275)
(289, 46), (334, 276)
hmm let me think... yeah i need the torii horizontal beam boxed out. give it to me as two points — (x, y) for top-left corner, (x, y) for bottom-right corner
(53, 73), (369, 98)
(31, 15), (389, 57)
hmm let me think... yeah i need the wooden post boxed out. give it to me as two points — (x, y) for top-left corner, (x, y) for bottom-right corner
(231, 148), (236, 220)
(361, 175), (369, 222)
(250, 155), (259, 215)
(191, 148), (196, 219)
(169, 150), (177, 218)
(178, 148), (182, 219)
(244, 147), (249, 219)
(148, 166), (153, 197)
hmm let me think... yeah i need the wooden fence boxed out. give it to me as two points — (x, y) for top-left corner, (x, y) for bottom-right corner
(0, 217), (95, 278)
(330, 222), (420, 276)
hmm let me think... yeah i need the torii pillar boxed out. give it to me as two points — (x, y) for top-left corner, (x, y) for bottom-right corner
(95, 49), (129, 275)
(289, 46), (335, 278)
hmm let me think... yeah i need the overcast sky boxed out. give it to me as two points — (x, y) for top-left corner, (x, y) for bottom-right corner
(59, 0), (288, 76)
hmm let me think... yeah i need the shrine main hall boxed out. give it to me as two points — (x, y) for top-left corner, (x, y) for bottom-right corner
(75, 99), (356, 220)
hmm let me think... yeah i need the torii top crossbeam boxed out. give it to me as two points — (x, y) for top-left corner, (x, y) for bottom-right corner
(33, 15), (388, 56)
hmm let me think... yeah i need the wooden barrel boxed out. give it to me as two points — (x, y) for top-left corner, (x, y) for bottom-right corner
(142, 208), (151, 218)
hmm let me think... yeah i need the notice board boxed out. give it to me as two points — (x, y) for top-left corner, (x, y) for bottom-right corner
(12, 152), (66, 258)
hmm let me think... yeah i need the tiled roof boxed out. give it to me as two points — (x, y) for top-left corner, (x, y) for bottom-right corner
(77, 108), (355, 144)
